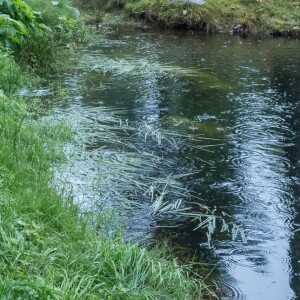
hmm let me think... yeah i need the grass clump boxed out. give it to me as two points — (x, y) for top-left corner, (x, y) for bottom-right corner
(27, 0), (92, 44)
(0, 92), (208, 299)
(0, 50), (24, 94)
(16, 30), (61, 73)
(26, 0), (78, 28)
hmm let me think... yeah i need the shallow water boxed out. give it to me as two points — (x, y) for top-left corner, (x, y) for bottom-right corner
(36, 27), (300, 299)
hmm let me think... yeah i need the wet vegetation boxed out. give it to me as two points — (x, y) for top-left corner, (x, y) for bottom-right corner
(58, 26), (300, 299)
(0, 0), (215, 299)
(2, 0), (299, 298)
(79, 0), (300, 36)
(0, 90), (208, 298)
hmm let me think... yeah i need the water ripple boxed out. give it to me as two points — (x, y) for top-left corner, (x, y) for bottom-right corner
(213, 279), (246, 300)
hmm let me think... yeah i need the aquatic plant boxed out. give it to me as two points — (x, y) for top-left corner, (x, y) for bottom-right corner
(0, 87), (214, 299)
(88, 54), (225, 87)
(52, 100), (244, 251)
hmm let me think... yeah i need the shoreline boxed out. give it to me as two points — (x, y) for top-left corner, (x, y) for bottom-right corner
(81, 0), (300, 37)
(0, 1), (214, 298)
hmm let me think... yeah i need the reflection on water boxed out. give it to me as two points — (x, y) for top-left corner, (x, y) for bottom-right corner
(39, 28), (300, 299)
(213, 91), (296, 299)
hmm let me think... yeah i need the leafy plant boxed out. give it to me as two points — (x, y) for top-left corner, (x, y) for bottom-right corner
(17, 30), (59, 72)
(0, 0), (48, 48)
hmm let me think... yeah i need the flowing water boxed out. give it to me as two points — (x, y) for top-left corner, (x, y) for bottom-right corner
(31, 27), (300, 299)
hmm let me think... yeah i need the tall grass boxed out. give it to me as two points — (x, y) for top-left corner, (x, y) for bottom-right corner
(26, 0), (78, 27)
(27, 0), (93, 44)
(0, 0), (93, 74)
(16, 31), (61, 73)
(84, 0), (300, 35)
(0, 50), (24, 94)
(0, 94), (211, 299)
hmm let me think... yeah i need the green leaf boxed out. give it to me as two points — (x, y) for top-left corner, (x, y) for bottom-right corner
(0, 0), (48, 48)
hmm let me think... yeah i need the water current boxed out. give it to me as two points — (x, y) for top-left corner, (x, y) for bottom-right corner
(28, 27), (300, 299)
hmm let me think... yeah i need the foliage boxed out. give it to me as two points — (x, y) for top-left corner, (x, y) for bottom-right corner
(0, 49), (24, 93)
(16, 29), (64, 73)
(0, 0), (92, 73)
(0, 0), (48, 48)
(0, 89), (211, 299)
(25, 0), (85, 43)
(26, 0), (76, 26)
(88, 0), (300, 35)
(0, 0), (62, 72)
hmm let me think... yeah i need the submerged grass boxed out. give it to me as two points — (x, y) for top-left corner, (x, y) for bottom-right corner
(0, 30), (213, 300)
(87, 53), (226, 89)
(0, 93), (210, 299)
(53, 96), (241, 252)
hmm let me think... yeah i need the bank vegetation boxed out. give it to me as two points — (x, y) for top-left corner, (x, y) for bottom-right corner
(0, 0), (212, 298)
(79, 0), (300, 36)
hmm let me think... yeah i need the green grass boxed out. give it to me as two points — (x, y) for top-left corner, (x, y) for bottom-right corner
(16, 30), (63, 74)
(27, 0), (92, 44)
(0, 93), (209, 299)
(0, 50), (24, 94)
(85, 0), (300, 35)
(26, 0), (78, 27)
(0, 32), (212, 300)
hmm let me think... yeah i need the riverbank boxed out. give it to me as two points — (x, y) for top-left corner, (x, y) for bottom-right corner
(0, 1), (212, 299)
(80, 0), (300, 36)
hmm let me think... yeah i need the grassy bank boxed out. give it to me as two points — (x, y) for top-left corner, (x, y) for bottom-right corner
(0, 1), (211, 299)
(0, 88), (203, 299)
(81, 0), (300, 36)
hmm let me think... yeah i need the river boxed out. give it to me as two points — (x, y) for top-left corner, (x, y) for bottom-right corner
(31, 26), (300, 299)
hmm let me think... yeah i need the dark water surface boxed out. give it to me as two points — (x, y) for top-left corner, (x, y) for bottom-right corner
(38, 27), (300, 299)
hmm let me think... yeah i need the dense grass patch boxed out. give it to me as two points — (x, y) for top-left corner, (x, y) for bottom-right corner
(0, 50), (24, 94)
(83, 0), (300, 35)
(0, 91), (208, 298)
(27, 0), (91, 44)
